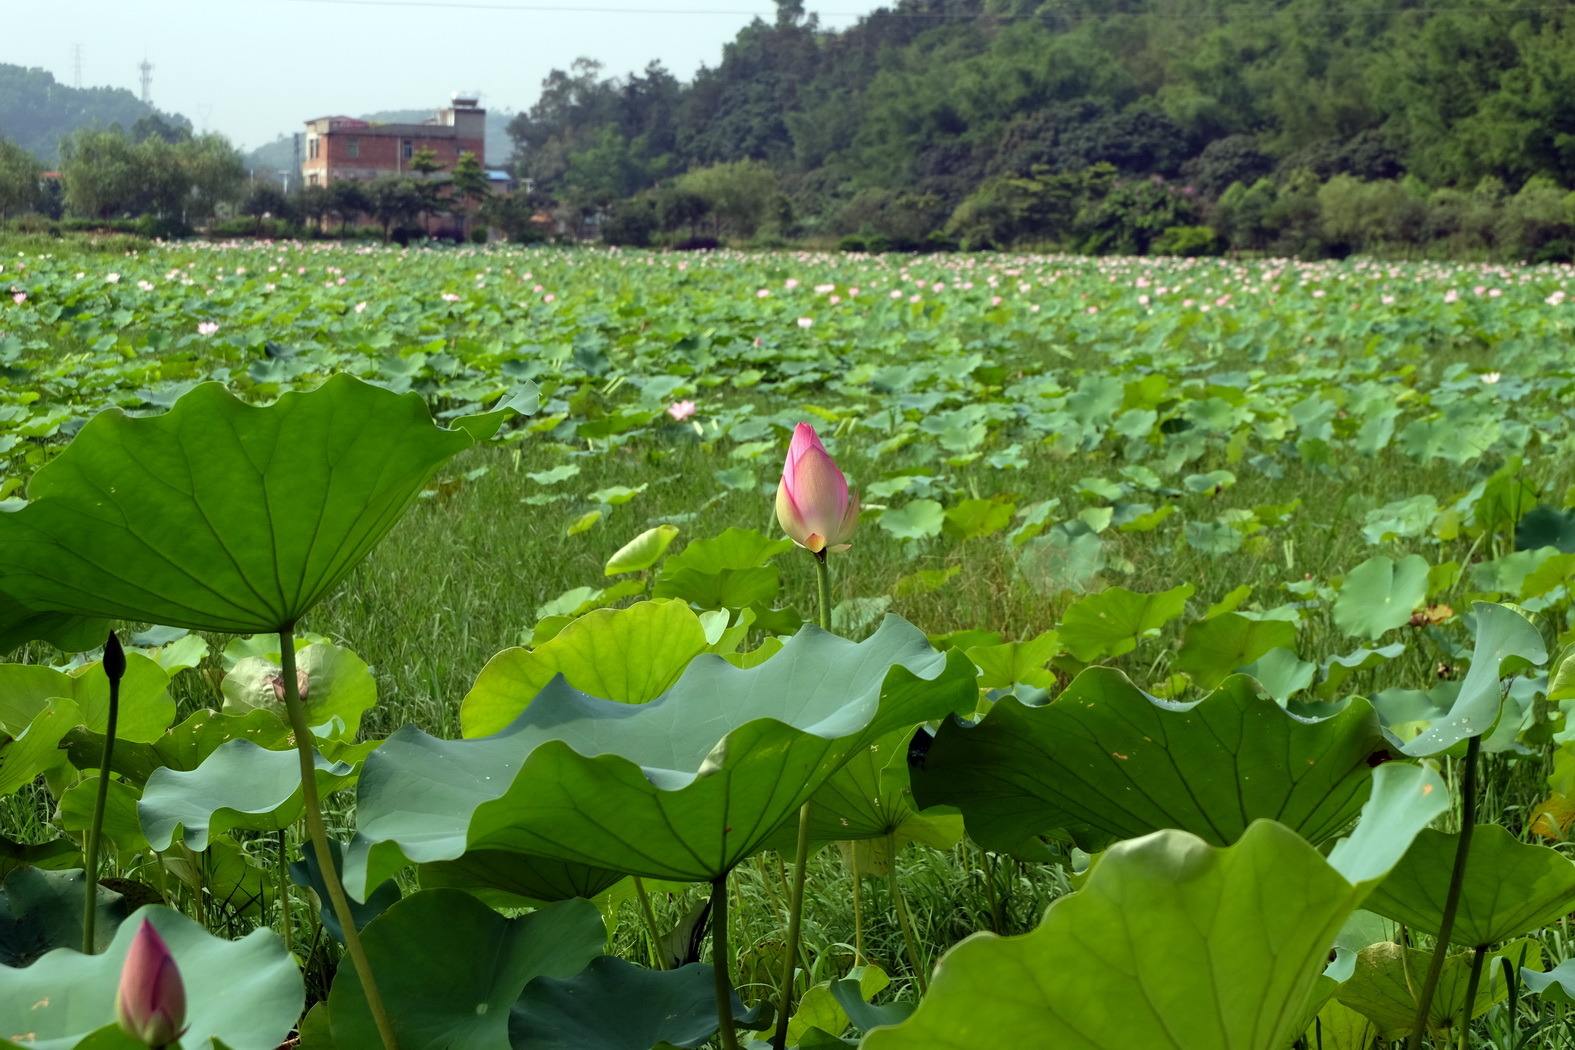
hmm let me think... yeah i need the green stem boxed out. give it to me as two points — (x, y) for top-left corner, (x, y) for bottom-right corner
(849, 851), (865, 965)
(711, 873), (740, 1050)
(633, 876), (666, 970)
(771, 550), (833, 1050)
(278, 628), (399, 1050)
(886, 835), (928, 992)
(982, 846), (1003, 934)
(773, 802), (813, 1050)
(814, 552), (832, 632)
(83, 631), (123, 954)
(277, 829), (292, 954)
(1458, 944), (1488, 1050)
(1408, 733), (1482, 1050)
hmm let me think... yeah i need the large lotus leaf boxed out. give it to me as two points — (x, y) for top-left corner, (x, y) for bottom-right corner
(1332, 554), (1430, 640)
(418, 850), (625, 906)
(56, 775), (146, 853)
(345, 616), (975, 893)
(1522, 958), (1575, 1005)
(651, 527), (794, 610)
(862, 764), (1448, 1050)
(222, 641), (376, 738)
(63, 707), (295, 788)
(764, 727), (962, 861)
(1174, 613), (1297, 689)
(1334, 939), (1540, 1038)
(511, 957), (751, 1049)
(328, 889), (603, 1050)
(139, 739), (354, 851)
(0, 867), (128, 966)
(1364, 824), (1575, 945)
(0, 904), (301, 1050)
(160, 838), (269, 917)
(1398, 601), (1546, 756)
(461, 599), (709, 738)
(0, 374), (527, 650)
(912, 669), (1383, 856)
(0, 653), (173, 743)
(0, 699), (81, 797)
(1057, 584), (1193, 662)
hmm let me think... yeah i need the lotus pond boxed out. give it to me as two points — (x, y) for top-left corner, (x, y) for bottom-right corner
(2, 243), (1575, 1049)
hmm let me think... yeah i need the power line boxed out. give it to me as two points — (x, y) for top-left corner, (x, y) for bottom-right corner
(265, 0), (1572, 16)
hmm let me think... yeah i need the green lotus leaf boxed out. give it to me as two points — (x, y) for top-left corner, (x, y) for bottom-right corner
(765, 727), (962, 863)
(1398, 601), (1547, 756)
(862, 763), (1447, 1050)
(1057, 584), (1193, 663)
(63, 707), (295, 787)
(0, 698), (81, 797)
(417, 850), (625, 907)
(651, 527), (793, 609)
(345, 616), (975, 893)
(160, 838), (269, 917)
(1175, 612), (1296, 689)
(0, 653), (173, 744)
(0, 374), (527, 650)
(912, 669), (1383, 856)
(1238, 647), (1317, 701)
(56, 775), (146, 853)
(511, 957), (755, 1049)
(964, 631), (1059, 690)
(1521, 958), (1575, 1005)
(880, 500), (944, 541)
(1333, 554), (1430, 640)
(0, 904), (301, 1050)
(222, 641), (376, 739)
(461, 600), (708, 738)
(139, 739), (354, 851)
(291, 839), (400, 945)
(1365, 824), (1575, 945)
(1303, 999), (1382, 1050)
(328, 889), (603, 1050)
(604, 524), (680, 576)
(0, 868), (127, 966)
(1334, 939), (1539, 1038)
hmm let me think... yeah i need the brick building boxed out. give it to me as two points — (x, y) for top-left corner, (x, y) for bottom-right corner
(301, 97), (485, 187)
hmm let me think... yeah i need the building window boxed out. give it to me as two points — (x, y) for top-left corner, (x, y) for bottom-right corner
(401, 139), (413, 161)
(308, 137), (320, 160)
(347, 138), (360, 158)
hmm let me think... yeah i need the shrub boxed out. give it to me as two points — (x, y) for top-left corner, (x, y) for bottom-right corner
(1152, 225), (1221, 257)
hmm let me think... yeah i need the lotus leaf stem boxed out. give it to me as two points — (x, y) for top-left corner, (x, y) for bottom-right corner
(711, 873), (740, 1050)
(1408, 732), (1481, 1050)
(773, 551), (834, 1049)
(849, 850), (865, 964)
(82, 630), (123, 954)
(277, 828), (292, 954)
(1458, 944), (1488, 1050)
(887, 834), (928, 992)
(278, 627), (399, 1050)
(633, 876), (666, 969)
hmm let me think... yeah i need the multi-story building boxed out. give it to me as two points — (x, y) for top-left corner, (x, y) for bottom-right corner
(300, 97), (485, 187)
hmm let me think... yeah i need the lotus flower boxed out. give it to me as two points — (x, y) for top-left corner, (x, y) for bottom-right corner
(116, 920), (188, 1048)
(775, 423), (858, 554)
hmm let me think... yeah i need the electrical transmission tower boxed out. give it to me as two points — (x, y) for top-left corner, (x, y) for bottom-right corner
(138, 58), (153, 104)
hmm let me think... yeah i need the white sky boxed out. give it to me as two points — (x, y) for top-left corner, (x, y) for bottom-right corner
(3, 0), (887, 149)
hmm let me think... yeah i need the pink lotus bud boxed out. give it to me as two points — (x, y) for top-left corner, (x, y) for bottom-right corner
(116, 920), (188, 1048)
(775, 423), (859, 555)
(268, 667), (311, 703)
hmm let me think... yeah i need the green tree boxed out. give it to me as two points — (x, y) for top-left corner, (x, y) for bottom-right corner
(329, 180), (371, 233)
(0, 138), (41, 219)
(675, 160), (778, 238)
(58, 128), (141, 219)
(178, 133), (246, 222)
(368, 176), (425, 241)
(241, 182), (293, 235)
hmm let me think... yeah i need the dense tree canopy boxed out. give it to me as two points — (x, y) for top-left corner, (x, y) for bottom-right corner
(506, 0), (1575, 252)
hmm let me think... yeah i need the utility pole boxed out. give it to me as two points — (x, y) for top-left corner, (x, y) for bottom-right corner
(138, 58), (153, 104)
(72, 44), (83, 88)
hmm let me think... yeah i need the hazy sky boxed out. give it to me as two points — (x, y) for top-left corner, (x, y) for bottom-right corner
(5, 0), (886, 150)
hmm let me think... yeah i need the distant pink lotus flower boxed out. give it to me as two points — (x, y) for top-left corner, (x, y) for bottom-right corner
(775, 423), (858, 555)
(797, 317), (815, 329)
(441, 292), (461, 302)
(196, 322), (219, 336)
(667, 400), (697, 421)
(106, 273), (121, 284)
(354, 301), (367, 313)
(10, 292), (24, 305)
(116, 920), (187, 1048)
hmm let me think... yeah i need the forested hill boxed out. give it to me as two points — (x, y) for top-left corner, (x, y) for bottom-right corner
(509, 0), (1575, 250)
(0, 64), (189, 165)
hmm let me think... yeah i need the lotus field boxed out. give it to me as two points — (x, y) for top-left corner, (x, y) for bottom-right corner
(4, 243), (1575, 1050)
